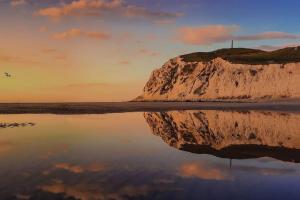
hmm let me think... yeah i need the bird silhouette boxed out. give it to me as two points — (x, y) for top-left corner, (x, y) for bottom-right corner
(4, 72), (12, 78)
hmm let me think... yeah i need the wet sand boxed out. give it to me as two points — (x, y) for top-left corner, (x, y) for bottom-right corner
(0, 101), (299, 114)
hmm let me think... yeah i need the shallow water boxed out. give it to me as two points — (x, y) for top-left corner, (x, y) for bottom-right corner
(0, 110), (300, 200)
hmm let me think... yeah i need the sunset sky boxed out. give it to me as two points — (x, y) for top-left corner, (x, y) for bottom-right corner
(1, 0), (300, 102)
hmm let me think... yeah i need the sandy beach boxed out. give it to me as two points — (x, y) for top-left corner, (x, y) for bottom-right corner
(0, 101), (299, 114)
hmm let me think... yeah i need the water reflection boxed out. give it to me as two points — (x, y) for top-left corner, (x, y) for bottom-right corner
(0, 122), (35, 129)
(0, 112), (299, 199)
(144, 110), (300, 162)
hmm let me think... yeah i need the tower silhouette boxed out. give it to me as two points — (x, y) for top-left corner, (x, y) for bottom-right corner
(231, 40), (234, 48)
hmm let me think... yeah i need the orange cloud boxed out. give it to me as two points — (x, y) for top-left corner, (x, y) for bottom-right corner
(55, 54), (68, 60)
(39, 182), (104, 200)
(39, 26), (48, 32)
(39, 182), (152, 200)
(37, 0), (123, 20)
(0, 52), (38, 64)
(41, 48), (57, 53)
(85, 163), (106, 172)
(55, 163), (84, 173)
(119, 60), (131, 65)
(52, 28), (111, 40)
(179, 162), (229, 180)
(138, 48), (160, 57)
(57, 82), (112, 89)
(177, 25), (238, 45)
(11, 0), (26, 6)
(54, 162), (106, 173)
(177, 25), (300, 45)
(36, 0), (182, 21)
(40, 48), (68, 61)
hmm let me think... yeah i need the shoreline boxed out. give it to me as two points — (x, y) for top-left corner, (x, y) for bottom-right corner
(0, 101), (299, 114)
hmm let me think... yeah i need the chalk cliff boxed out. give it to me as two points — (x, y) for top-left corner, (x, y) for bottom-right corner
(136, 48), (300, 101)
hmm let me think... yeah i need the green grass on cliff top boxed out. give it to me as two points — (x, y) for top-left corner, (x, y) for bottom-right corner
(181, 46), (300, 64)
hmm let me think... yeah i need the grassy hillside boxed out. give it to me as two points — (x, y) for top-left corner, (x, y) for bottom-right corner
(181, 46), (300, 64)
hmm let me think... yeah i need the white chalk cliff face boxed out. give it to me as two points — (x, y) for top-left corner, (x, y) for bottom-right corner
(137, 57), (300, 101)
(144, 110), (300, 162)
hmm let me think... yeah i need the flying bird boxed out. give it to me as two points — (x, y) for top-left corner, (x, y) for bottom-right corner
(4, 72), (12, 78)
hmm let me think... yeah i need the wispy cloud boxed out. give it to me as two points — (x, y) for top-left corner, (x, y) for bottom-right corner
(179, 162), (230, 180)
(255, 43), (300, 51)
(236, 32), (300, 41)
(52, 28), (111, 40)
(54, 162), (106, 173)
(0, 52), (38, 64)
(124, 5), (183, 19)
(41, 48), (58, 53)
(119, 60), (131, 65)
(39, 26), (48, 32)
(154, 19), (176, 25)
(36, 0), (183, 22)
(177, 25), (300, 45)
(177, 25), (238, 45)
(37, 0), (122, 20)
(10, 0), (26, 7)
(138, 48), (160, 57)
(57, 82), (113, 89)
(40, 47), (68, 61)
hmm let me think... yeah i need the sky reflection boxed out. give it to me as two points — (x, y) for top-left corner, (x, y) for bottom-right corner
(0, 111), (300, 199)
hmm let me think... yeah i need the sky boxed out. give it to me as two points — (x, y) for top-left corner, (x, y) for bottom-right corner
(1, 0), (300, 102)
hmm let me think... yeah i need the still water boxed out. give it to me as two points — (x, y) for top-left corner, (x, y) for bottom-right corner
(0, 110), (300, 200)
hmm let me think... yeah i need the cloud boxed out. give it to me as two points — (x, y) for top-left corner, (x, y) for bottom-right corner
(40, 47), (68, 61)
(236, 32), (300, 41)
(179, 162), (294, 182)
(154, 19), (176, 25)
(37, 0), (123, 20)
(0, 52), (38, 64)
(10, 0), (26, 6)
(255, 43), (300, 51)
(39, 183), (150, 200)
(138, 48), (160, 57)
(39, 26), (48, 32)
(124, 5), (183, 19)
(179, 162), (230, 180)
(55, 54), (68, 60)
(119, 60), (130, 65)
(39, 181), (162, 200)
(177, 25), (238, 45)
(52, 28), (111, 40)
(233, 165), (295, 176)
(36, 0), (182, 22)
(57, 82), (112, 89)
(41, 48), (57, 53)
(177, 25), (300, 45)
(55, 163), (84, 173)
(54, 162), (106, 173)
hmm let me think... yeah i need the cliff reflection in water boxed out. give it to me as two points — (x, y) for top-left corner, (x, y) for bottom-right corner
(144, 110), (300, 162)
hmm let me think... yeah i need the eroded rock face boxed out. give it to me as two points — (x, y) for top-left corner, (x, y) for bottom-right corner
(144, 110), (300, 162)
(137, 57), (300, 101)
